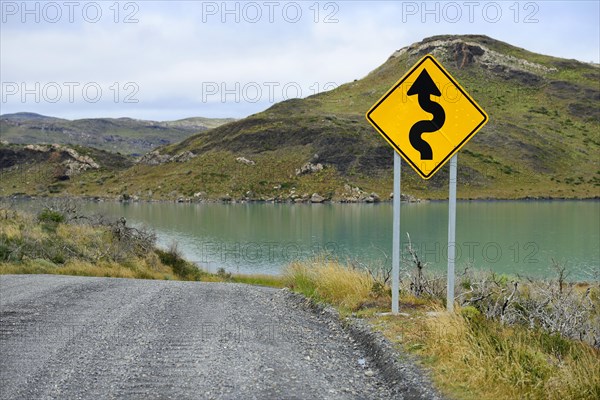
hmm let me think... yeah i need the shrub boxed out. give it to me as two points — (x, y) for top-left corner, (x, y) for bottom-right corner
(156, 242), (203, 281)
(216, 267), (232, 280)
(37, 209), (65, 224)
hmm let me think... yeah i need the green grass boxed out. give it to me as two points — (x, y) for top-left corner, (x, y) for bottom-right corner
(229, 273), (286, 288)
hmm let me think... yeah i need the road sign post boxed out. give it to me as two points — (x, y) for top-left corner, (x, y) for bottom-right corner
(391, 152), (401, 314)
(447, 154), (457, 312)
(366, 54), (488, 314)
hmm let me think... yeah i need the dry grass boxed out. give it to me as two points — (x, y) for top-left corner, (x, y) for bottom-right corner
(283, 259), (373, 311)
(373, 304), (600, 400)
(0, 258), (176, 280)
(282, 258), (600, 399)
(0, 208), (203, 281)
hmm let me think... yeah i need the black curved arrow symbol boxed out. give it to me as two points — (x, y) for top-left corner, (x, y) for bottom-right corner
(407, 69), (445, 160)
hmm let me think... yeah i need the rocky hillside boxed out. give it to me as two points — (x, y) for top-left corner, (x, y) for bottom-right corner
(0, 113), (235, 155)
(1, 35), (598, 201)
(0, 142), (132, 196)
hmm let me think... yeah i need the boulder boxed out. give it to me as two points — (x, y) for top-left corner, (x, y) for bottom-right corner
(138, 150), (196, 165)
(295, 162), (324, 176)
(137, 150), (171, 165)
(369, 192), (381, 202)
(311, 193), (326, 203)
(171, 151), (197, 163)
(236, 157), (255, 166)
(389, 192), (420, 202)
(400, 193), (420, 203)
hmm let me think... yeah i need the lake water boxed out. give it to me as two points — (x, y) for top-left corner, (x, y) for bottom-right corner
(62, 200), (600, 280)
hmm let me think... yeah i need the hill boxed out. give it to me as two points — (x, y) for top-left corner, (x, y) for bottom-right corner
(1, 35), (599, 201)
(0, 113), (235, 155)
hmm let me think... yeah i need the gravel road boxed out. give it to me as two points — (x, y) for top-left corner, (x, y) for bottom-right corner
(0, 275), (404, 399)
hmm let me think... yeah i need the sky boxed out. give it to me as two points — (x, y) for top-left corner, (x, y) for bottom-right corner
(1, 0), (599, 121)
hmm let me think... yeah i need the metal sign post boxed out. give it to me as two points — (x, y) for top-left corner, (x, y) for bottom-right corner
(366, 54), (488, 315)
(391, 152), (401, 314)
(446, 154), (457, 312)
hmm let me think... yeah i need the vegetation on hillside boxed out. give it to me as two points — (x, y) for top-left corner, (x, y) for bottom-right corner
(152, 35), (600, 200)
(1, 35), (598, 201)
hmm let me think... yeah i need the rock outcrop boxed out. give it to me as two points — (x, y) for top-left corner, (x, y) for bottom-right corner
(236, 157), (256, 166)
(296, 162), (324, 176)
(24, 144), (100, 176)
(137, 150), (197, 165)
(391, 36), (556, 82)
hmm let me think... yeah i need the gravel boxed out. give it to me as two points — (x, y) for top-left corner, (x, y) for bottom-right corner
(0, 275), (441, 399)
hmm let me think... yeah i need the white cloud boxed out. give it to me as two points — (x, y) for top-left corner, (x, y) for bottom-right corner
(1, 1), (598, 120)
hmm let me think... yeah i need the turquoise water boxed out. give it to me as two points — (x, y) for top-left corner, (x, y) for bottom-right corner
(65, 200), (600, 280)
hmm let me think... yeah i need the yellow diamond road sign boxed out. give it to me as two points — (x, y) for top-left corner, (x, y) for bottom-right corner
(366, 54), (488, 179)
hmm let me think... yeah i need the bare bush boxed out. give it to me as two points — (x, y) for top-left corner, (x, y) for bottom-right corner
(459, 266), (599, 347)
(39, 198), (84, 223)
(403, 233), (446, 299)
(457, 269), (519, 324)
(107, 217), (156, 260)
(513, 277), (598, 346)
(400, 233), (599, 348)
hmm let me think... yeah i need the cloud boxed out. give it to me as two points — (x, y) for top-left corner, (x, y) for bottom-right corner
(1, 1), (598, 120)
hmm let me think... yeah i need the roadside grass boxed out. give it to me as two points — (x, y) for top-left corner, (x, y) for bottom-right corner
(372, 306), (600, 400)
(282, 258), (600, 400)
(0, 208), (207, 282)
(0, 259), (174, 280)
(283, 259), (375, 312)
(229, 273), (286, 288)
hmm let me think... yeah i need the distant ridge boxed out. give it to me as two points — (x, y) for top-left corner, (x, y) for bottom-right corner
(0, 113), (236, 155)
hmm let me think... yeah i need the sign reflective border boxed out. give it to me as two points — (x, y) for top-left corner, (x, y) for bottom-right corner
(366, 54), (488, 179)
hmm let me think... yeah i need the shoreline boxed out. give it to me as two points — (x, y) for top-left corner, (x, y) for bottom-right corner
(2, 193), (600, 205)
